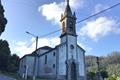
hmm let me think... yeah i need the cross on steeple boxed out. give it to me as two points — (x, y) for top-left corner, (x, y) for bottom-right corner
(67, 0), (69, 5)
(64, 0), (72, 16)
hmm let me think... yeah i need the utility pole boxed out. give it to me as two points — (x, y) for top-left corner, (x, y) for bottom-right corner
(26, 31), (38, 80)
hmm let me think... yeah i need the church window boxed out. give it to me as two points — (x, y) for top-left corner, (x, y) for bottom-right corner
(70, 21), (73, 32)
(53, 52), (55, 56)
(70, 26), (73, 32)
(62, 22), (65, 27)
(62, 22), (65, 32)
(45, 55), (47, 64)
(53, 64), (55, 68)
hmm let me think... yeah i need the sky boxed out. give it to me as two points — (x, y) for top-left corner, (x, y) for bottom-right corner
(1, 0), (120, 58)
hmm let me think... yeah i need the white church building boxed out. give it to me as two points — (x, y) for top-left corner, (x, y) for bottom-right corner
(19, 0), (86, 80)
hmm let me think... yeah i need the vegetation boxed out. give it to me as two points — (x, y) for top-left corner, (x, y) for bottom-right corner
(0, 2), (7, 36)
(0, 39), (11, 72)
(86, 51), (120, 80)
(0, 39), (20, 73)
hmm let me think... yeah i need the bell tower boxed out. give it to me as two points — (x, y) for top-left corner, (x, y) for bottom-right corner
(60, 0), (77, 39)
(59, 1), (79, 80)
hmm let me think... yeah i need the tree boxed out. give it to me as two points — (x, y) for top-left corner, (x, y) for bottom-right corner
(0, 39), (11, 71)
(0, 39), (20, 73)
(87, 72), (96, 80)
(107, 64), (120, 76)
(85, 55), (96, 67)
(7, 54), (20, 72)
(0, 1), (7, 36)
(100, 70), (108, 79)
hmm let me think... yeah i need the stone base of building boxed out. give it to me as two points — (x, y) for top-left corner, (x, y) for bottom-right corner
(19, 73), (85, 80)
(56, 75), (85, 80)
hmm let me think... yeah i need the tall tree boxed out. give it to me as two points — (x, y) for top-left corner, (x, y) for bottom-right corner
(0, 0), (7, 36)
(0, 39), (11, 71)
(7, 54), (20, 72)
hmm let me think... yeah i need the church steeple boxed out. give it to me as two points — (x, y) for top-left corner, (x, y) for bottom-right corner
(64, 0), (72, 17)
(60, 0), (77, 38)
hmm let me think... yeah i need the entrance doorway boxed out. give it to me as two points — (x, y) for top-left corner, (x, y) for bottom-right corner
(71, 62), (77, 80)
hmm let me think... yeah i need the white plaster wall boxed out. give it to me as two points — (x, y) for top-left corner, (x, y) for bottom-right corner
(59, 35), (77, 75)
(19, 56), (34, 76)
(61, 35), (66, 43)
(77, 46), (85, 76)
(19, 58), (26, 76)
(26, 56), (35, 76)
(67, 35), (77, 60)
(58, 44), (66, 75)
(38, 50), (56, 76)
(38, 55), (45, 75)
(37, 49), (50, 55)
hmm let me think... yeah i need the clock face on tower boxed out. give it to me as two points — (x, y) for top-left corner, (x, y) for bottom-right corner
(70, 45), (74, 49)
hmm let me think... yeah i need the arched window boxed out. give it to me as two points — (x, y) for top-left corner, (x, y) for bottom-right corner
(45, 55), (47, 64)
(53, 52), (55, 56)
(70, 21), (73, 32)
(62, 22), (65, 32)
(53, 64), (55, 69)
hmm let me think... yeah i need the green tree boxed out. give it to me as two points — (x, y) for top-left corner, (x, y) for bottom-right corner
(7, 54), (20, 72)
(0, 1), (7, 36)
(100, 70), (108, 79)
(107, 64), (120, 76)
(87, 72), (96, 80)
(106, 74), (117, 80)
(0, 39), (11, 71)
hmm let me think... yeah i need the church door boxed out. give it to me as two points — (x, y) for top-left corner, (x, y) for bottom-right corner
(71, 62), (77, 80)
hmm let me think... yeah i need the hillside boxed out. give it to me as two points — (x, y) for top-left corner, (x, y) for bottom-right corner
(86, 51), (120, 80)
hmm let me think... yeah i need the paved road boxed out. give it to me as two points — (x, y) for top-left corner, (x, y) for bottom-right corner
(0, 75), (16, 80)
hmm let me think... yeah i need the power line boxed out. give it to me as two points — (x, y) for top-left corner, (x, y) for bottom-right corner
(14, 2), (120, 57)
(27, 40), (36, 48)
(38, 29), (61, 38)
(36, 2), (120, 38)
(13, 40), (36, 56)
(21, 2), (120, 54)
(76, 2), (120, 24)
(25, 29), (60, 49)
(25, 29), (61, 49)
(25, 29), (60, 48)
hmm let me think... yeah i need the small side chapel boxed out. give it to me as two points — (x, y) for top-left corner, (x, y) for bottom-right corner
(19, 0), (86, 80)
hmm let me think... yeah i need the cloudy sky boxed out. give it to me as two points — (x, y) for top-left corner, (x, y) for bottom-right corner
(1, 0), (120, 58)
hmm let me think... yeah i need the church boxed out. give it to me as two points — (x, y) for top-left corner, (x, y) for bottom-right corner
(19, 0), (86, 80)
